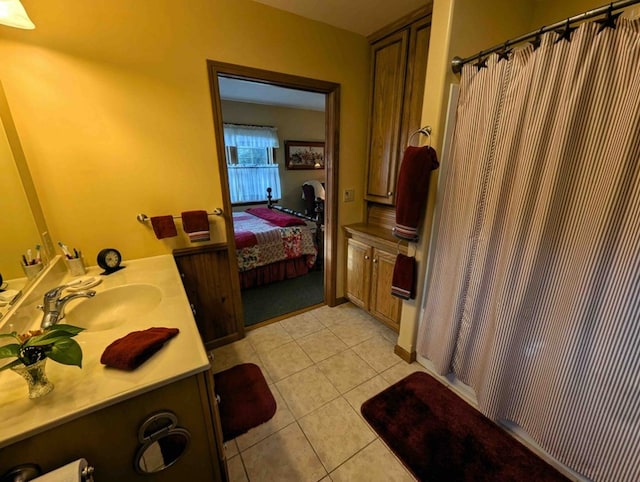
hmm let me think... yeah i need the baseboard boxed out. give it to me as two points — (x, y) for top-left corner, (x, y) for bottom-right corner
(333, 296), (348, 306)
(394, 344), (416, 363)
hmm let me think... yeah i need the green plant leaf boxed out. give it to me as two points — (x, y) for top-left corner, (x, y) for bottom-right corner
(0, 332), (19, 340)
(0, 344), (20, 359)
(27, 333), (76, 346)
(24, 326), (84, 347)
(0, 358), (24, 371)
(46, 338), (83, 368)
(47, 324), (85, 336)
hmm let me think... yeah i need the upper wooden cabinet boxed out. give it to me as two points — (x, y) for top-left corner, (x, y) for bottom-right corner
(365, 9), (432, 205)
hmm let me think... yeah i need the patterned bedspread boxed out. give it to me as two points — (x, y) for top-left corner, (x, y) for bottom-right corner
(233, 212), (317, 272)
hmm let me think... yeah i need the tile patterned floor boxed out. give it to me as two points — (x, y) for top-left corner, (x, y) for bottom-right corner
(211, 303), (429, 481)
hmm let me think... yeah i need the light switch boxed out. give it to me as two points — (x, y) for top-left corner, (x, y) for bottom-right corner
(343, 189), (355, 202)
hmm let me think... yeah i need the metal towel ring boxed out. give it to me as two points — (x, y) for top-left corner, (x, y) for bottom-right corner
(407, 126), (432, 148)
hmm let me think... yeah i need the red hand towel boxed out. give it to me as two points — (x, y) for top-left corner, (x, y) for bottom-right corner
(181, 210), (210, 242)
(150, 215), (177, 239)
(391, 254), (416, 300)
(100, 327), (179, 370)
(393, 146), (439, 241)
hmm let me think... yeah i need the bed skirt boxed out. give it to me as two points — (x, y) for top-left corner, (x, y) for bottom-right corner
(239, 256), (311, 289)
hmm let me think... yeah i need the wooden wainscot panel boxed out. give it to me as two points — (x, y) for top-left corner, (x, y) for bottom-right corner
(174, 243), (244, 349)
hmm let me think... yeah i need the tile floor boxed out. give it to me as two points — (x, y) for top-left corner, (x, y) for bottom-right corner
(211, 303), (429, 482)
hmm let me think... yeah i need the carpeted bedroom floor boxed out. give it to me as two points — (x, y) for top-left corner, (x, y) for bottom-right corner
(241, 269), (324, 327)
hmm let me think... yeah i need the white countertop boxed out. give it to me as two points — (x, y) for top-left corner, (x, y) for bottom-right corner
(0, 255), (210, 448)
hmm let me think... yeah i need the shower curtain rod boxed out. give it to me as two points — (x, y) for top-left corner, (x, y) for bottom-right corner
(451, 0), (640, 73)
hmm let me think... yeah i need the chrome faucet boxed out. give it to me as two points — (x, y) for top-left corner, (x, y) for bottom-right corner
(39, 284), (97, 329)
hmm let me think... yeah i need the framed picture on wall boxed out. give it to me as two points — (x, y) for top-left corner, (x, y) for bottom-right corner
(284, 140), (325, 170)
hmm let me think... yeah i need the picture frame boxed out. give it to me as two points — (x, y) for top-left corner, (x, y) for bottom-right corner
(284, 140), (325, 170)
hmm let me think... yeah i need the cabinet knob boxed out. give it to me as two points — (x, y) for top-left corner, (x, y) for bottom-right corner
(364, 255), (370, 260)
(373, 258), (378, 263)
(387, 191), (393, 197)
(190, 303), (196, 315)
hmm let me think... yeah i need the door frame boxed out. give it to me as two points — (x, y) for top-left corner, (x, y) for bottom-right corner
(206, 61), (340, 323)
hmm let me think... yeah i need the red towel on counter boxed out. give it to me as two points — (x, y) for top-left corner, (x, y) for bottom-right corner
(391, 254), (416, 300)
(100, 327), (179, 370)
(150, 215), (177, 239)
(181, 210), (210, 242)
(393, 146), (439, 241)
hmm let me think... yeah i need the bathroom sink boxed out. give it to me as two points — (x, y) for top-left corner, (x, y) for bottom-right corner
(64, 283), (163, 331)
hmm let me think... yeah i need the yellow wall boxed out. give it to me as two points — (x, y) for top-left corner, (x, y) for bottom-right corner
(0, 0), (369, 296)
(398, 0), (537, 354)
(221, 100), (325, 212)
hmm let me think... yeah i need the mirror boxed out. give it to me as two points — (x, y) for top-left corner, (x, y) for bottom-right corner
(136, 431), (191, 473)
(135, 411), (191, 474)
(0, 81), (52, 298)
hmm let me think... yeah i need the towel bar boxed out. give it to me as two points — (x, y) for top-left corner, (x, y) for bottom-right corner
(136, 208), (223, 224)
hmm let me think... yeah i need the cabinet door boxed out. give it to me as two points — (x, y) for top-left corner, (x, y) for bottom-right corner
(345, 238), (372, 309)
(370, 248), (402, 331)
(365, 29), (409, 205)
(398, 17), (431, 164)
(174, 245), (244, 349)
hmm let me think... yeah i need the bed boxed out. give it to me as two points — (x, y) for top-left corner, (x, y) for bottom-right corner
(233, 206), (317, 289)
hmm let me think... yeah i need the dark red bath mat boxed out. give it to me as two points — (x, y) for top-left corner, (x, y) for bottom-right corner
(214, 363), (276, 441)
(361, 371), (569, 482)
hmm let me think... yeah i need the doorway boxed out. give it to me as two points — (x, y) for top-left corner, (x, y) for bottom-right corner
(206, 61), (340, 329)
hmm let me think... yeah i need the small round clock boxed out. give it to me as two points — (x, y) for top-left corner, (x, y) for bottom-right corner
(97, 248), (124, 274)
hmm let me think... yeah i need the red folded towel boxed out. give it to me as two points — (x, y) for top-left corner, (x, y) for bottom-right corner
(391, 254), (416, 300)
(150, 215), (177, 239)
(245, 207), (306, 227)
(393, 146), (439, 241)
(100, 327), (179, 370)
(181, 210), (210, 242)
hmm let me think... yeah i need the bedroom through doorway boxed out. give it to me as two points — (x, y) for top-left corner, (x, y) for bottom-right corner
(207, 62), (340, 329)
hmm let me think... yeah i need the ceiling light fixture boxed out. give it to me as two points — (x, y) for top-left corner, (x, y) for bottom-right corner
(0, 0), (35, 29)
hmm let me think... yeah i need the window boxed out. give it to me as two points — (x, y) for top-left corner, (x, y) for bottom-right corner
(223, 124), (281, 203)
(225, 146), (274, 166)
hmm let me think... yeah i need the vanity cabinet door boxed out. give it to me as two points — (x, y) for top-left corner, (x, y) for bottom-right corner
(345, 238), (371, 310)
(174, 244), (244, 349)
(370, 248), (402, 331)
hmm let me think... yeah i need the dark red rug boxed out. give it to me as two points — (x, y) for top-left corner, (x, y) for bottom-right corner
(361, 372), (570, 482)
(214, 363), (276, 441)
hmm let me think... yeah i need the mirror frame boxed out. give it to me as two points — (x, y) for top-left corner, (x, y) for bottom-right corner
(0, 81), (53, 289)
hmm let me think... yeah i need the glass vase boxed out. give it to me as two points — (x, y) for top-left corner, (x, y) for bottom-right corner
(11, 358), (55, 399)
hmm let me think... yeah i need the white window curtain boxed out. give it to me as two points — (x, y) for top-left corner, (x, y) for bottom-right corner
(418, 19), (640, 482)
(223, 124), (281, 203)
(223, 123), (280, 149)
(227, 165), (281, 203)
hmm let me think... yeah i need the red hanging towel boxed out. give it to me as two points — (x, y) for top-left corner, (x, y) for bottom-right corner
(150, 215), (177, 239)
(391, 253), (416, 300)
(181, 210), (210, 242)
(393, 146), (439, 241)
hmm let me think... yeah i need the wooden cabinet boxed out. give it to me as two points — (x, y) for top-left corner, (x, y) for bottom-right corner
(174, 244), (244, 349)
(0, 371), (227, 481)
(344, 225), (407, 332)
(365, 9), (432, 205)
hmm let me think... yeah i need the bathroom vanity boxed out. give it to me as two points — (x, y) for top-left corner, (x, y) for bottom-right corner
(0, 256), (227, 481)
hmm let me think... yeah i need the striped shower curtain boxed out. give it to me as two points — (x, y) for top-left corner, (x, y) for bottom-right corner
(417, 18), (640, 482)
